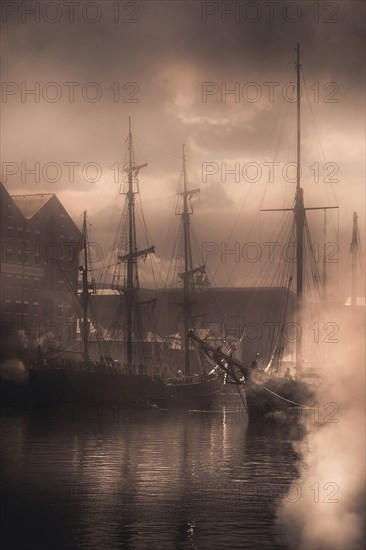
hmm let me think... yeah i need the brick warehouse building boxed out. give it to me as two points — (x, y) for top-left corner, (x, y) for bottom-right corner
(0, 182), (82, 355)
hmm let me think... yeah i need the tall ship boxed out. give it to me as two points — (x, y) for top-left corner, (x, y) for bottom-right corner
(153, 145), (222, 409)
(27, 119), (167, 407)
(26, 125), (221, 410)
(189, 45), (339, 420)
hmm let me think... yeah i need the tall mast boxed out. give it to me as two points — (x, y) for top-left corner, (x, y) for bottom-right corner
(322, 208), (327, 299)
(126, 116), (136, 367)
(182, 144), (191, 375)
(350, 211), (359, 307)
(294, 42), (304, 377)
(81, 211), (89, 362)
(118, 118), (152, 368)
(261, 46), (338, 376)
(174, 146), (202, 375)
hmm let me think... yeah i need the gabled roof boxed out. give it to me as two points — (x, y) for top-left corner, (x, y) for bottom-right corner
(11, 193), (55, 219)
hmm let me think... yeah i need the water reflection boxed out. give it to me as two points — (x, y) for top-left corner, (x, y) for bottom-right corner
(1, 406), (297, 549)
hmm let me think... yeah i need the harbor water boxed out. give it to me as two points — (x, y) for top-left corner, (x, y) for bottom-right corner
(0, 403), (302, 550)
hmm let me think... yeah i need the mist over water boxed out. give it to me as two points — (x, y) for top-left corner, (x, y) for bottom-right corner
(277, 306), (365, 549)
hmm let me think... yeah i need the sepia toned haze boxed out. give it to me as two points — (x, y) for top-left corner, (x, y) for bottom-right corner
(1, 1), (364, 293)
(0, 4), (365, 548)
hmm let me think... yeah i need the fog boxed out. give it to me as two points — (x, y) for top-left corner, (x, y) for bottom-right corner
(276, 306), (365, 548)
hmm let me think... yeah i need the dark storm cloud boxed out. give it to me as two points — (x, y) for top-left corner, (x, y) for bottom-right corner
(3, 2), (364, 99)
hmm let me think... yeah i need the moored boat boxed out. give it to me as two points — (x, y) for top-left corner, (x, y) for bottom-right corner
(26, 119), (167, 409)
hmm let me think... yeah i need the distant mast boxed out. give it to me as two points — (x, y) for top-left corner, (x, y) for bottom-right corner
(177, 144), (201, 376)
(322, 209), (327, 300)
(294, 43), (304, 377)
(350, 211), (359, 307)
(80, 210), (89, 362)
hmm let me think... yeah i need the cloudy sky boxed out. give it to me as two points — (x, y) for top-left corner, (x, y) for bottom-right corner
(1, 0), (365, 292)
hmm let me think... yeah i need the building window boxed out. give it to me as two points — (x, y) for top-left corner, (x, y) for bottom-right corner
(33, 278), (39, 289)
(23, 301), (29, 315)
(24, 276), (30, 289)
(5, 300), (11, 313)
(33, 302), (39, 315)
(16, 276), (22, 288)
(57, 304), (63, 317)
(15, 301), (21, 315)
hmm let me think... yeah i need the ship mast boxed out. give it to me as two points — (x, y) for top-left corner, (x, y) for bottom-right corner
(350, 211), (359, 307)
(120, 118), (153, 368)
(263, 45), (305, 377)
(182, 144), (192, 375)
(173, 146), (204, 376)
(261, 45), (338, 377)
(292, 45), (338, 372)
(322, 209), (327, 299)
(126, 117), (135, 366)
(80, 210), (89, 362)
(294, 43), (304, 377)
(172, 144), (206, 376)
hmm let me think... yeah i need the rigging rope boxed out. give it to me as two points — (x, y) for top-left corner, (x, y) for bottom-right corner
(260, 384), (315, 409)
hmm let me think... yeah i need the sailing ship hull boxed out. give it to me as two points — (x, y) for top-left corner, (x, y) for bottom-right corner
(26, 364), (166, 407)
(26, 363), (222, 412)
(154, 375), (222, 410)
(244, 376), (315, 422)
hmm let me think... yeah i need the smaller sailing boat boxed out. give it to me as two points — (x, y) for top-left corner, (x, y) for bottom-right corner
(154, 145), (222, 409)
(189, 45), (338, 421)
(247, 44), (338, 416)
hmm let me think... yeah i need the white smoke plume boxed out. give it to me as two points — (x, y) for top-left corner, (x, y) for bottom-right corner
(276, 306), (365, 549)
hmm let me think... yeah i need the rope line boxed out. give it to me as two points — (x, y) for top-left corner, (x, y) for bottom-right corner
(260, 384), (315, 409)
